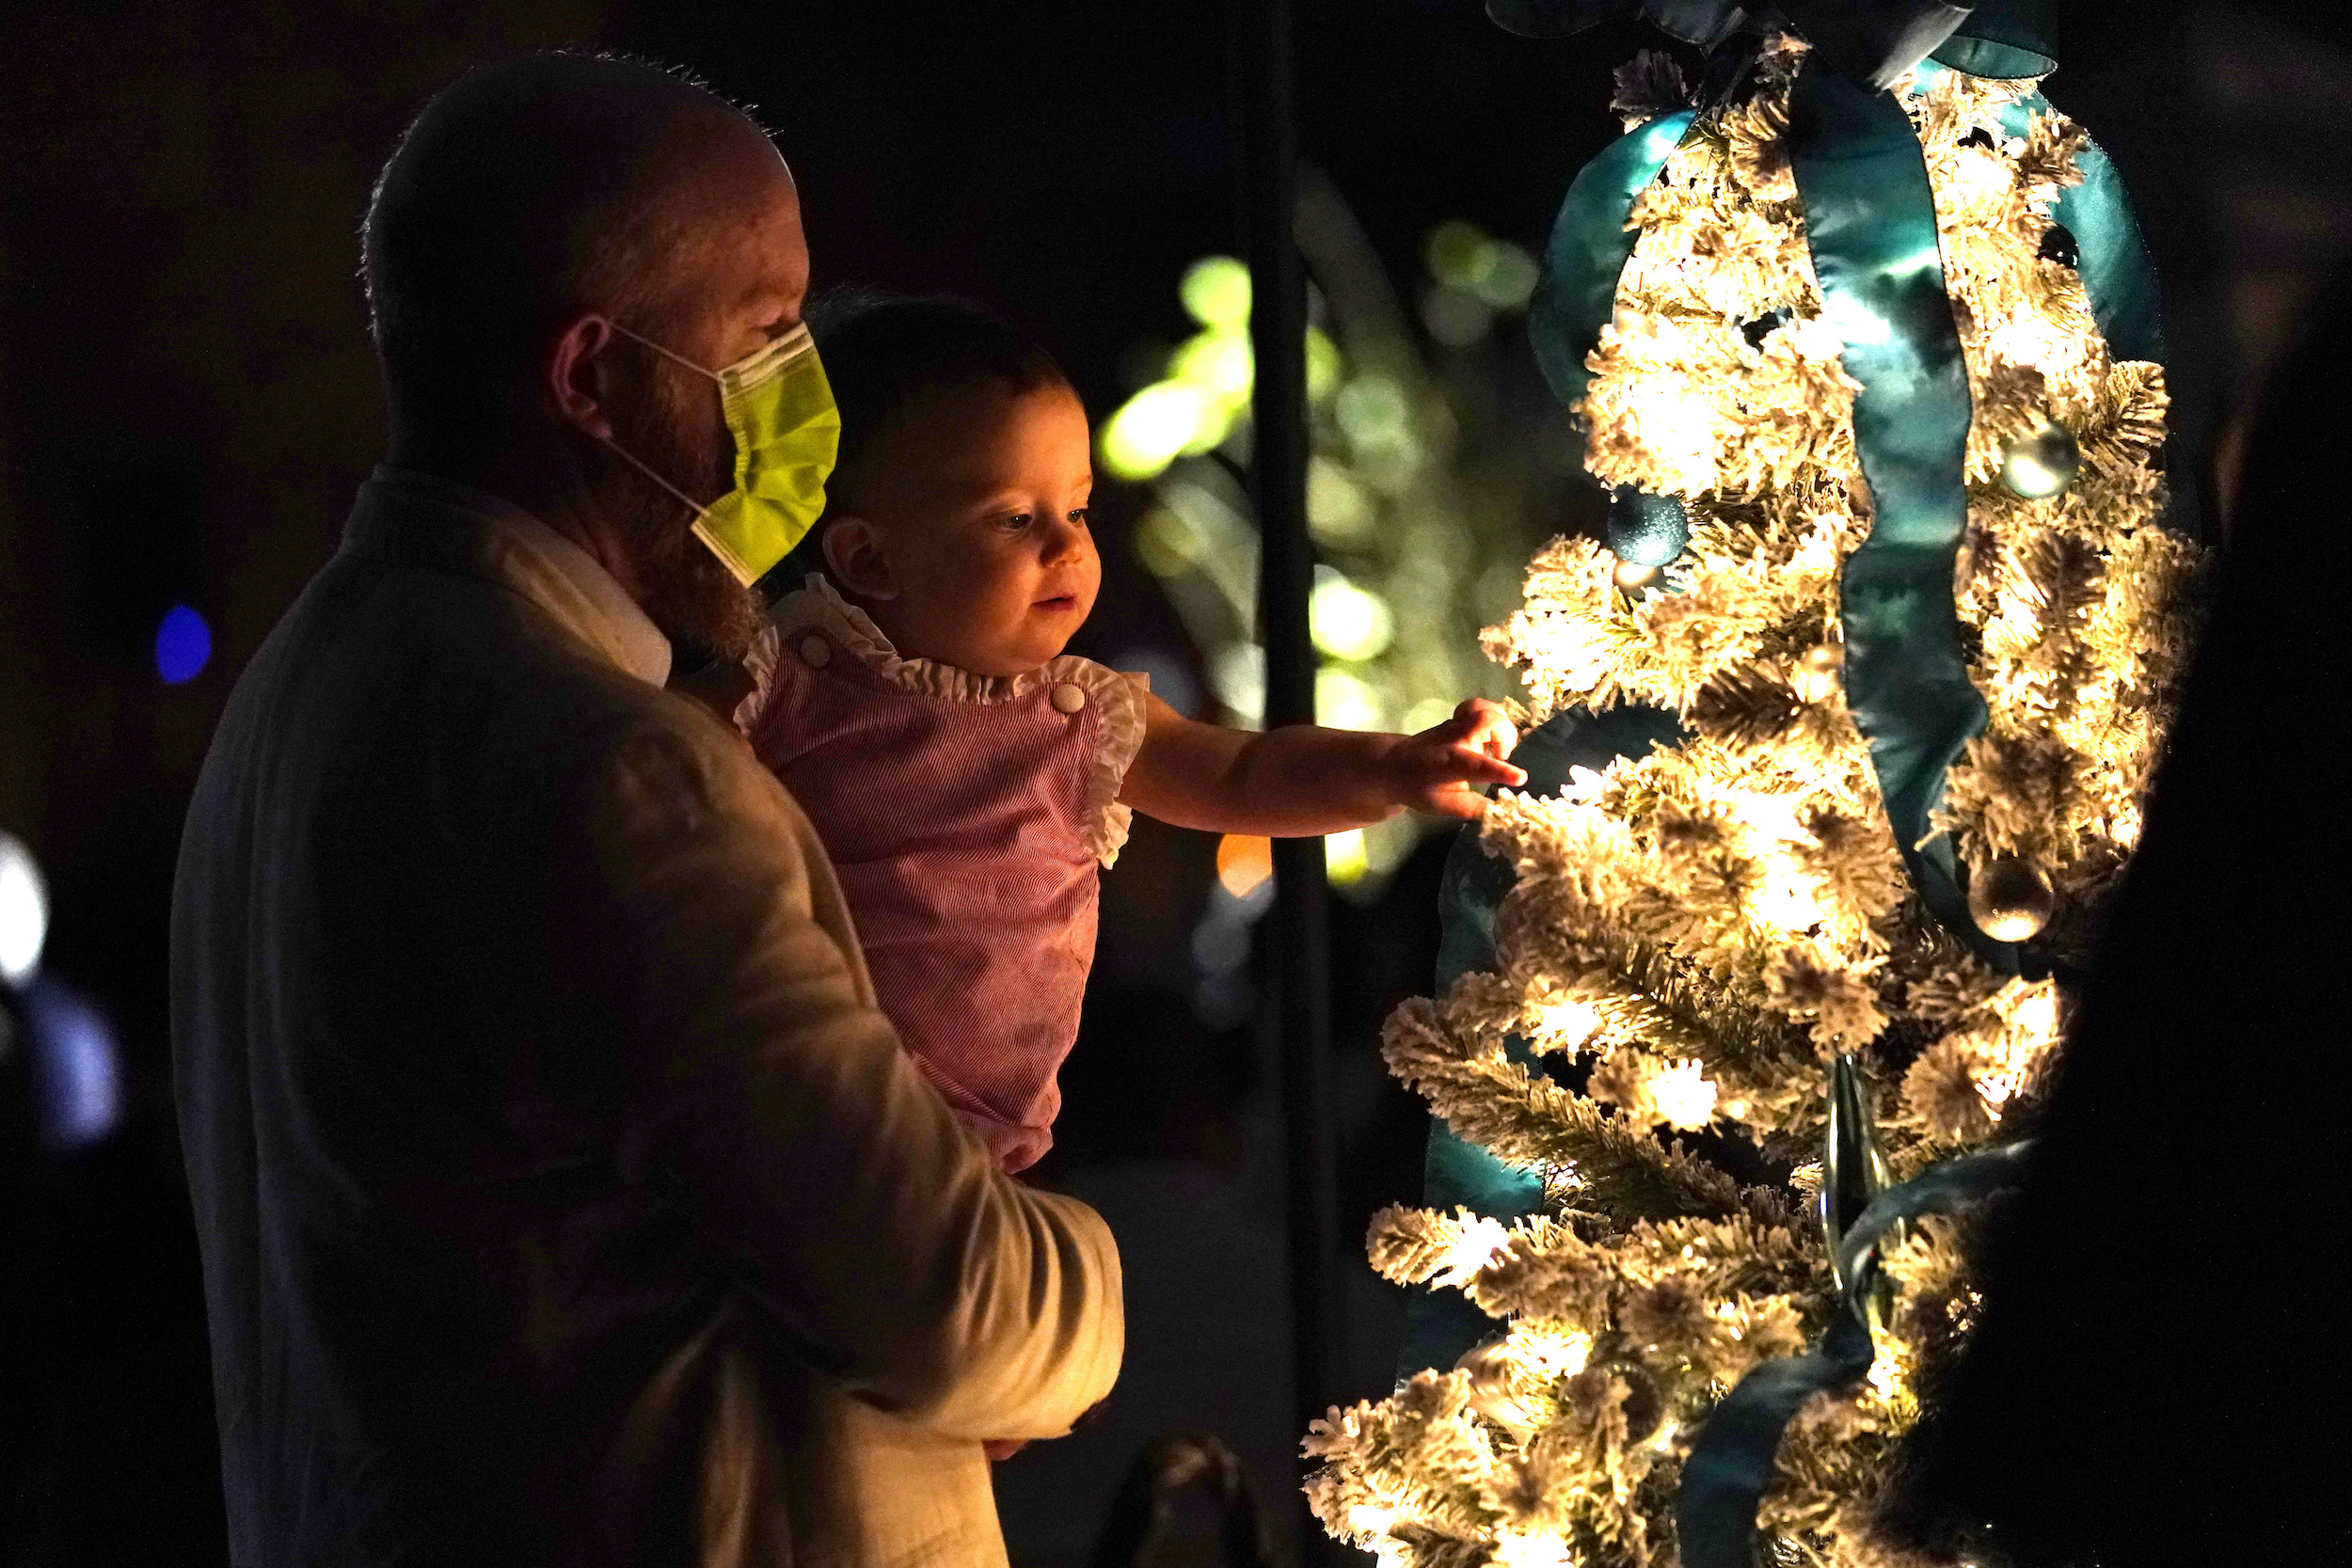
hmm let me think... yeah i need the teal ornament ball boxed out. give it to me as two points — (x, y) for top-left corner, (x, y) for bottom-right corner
(1607, 486), (1689, 567)
(1998, 416), (2080, 499)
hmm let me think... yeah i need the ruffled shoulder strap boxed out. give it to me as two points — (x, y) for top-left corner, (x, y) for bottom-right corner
(734, 608), (829, 738)
(1047, 658), (1149, 868)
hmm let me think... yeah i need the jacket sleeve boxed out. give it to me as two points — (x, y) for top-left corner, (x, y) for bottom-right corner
(546, 704), (1122, 1442)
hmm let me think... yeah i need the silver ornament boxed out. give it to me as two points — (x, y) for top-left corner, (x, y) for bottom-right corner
(1821, 1052), (1893, 1287)
(1999, 415), (2080, 499)
(1968, 854), (2055, 942)
(1822, 1052), (1900, 1330)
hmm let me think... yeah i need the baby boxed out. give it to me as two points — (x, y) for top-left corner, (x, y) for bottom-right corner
(729, 293), (1523, 1172)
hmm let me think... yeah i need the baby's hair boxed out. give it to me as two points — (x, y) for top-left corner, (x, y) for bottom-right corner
(763, 290), (1072, 594)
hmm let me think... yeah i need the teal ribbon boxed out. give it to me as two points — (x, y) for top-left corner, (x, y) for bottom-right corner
(1786, 66), (2010, 967)
(1927, 0), (2056, 81)
(1923, 55), (2164, 368)
(1531, 109), (1700, 420)
(1487, 0), (1749, 49)
(1792, 57), (2161, 967)
(1676, 1141), (2035, 1568)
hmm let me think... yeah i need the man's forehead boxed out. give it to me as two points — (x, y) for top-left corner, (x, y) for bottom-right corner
(655, 143), (806, 325)
(734, 221), (809, 320)
(718, 147), (804, 300)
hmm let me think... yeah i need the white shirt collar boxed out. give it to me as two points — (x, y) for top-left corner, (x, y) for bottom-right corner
(369, 466), (673, 688)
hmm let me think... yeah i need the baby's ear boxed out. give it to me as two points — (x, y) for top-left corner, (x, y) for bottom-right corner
(819, 515), (898, 600)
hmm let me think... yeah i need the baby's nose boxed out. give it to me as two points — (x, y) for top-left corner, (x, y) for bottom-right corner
(1040, 518), (1089, 562)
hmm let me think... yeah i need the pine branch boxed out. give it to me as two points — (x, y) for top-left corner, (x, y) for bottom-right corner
(1616, 942), (1820, 1095)
(1384, 1001), (1745, 1222)
(1689, 663), (1807, 747)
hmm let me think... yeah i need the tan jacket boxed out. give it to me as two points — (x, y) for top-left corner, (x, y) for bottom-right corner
(170, 468), (1121, 1568)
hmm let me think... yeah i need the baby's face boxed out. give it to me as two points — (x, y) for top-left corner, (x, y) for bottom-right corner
(839, 381), (1100, 676)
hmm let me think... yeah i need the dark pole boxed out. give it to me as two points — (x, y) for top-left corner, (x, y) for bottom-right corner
(1233, 0), (1346, 1541)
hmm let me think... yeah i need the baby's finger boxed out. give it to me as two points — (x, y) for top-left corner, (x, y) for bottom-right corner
(1449, 745), (1528, 787)
(1458, 701), (1521, 758)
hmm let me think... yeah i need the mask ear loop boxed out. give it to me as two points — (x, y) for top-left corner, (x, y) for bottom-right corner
(593, 433), (763, 583)
(588, 318), (727, 523)
(598, 316), (799, 483)
(596, 432), (716, 523)
(603, 319), (724, 381)
(608, 318), (816, 393)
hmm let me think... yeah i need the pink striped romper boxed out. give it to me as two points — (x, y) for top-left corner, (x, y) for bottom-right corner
(736, 576), (1148, 1171)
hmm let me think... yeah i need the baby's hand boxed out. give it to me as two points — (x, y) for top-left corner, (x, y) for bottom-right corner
(1392, 699), (1526, 821)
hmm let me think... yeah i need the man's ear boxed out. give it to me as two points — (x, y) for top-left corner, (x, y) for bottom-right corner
(547, 313), (625, 441)
(820, 515), (898, 600)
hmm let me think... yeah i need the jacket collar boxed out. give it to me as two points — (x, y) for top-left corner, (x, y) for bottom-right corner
(344, 466), (673, 687)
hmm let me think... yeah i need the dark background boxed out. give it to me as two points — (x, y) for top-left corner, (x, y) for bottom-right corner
(1, 2), (2343, 1564)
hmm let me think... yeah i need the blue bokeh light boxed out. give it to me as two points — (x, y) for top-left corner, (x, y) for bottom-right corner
(23, 974), (123, 1153)
(155, 603), (212, 685)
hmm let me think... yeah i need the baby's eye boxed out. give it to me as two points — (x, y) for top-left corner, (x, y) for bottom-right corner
(1068, 507), (1091, 527)
(994, 512), (1033, 532)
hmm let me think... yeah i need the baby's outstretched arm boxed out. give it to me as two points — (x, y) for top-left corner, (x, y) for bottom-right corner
(1118, 693), (1526, 836)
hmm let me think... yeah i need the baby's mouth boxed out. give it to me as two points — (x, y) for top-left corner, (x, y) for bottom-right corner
(1033, 594), (1080, 611)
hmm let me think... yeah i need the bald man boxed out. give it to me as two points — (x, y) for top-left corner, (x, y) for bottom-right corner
(171, 54), (1121, 1568)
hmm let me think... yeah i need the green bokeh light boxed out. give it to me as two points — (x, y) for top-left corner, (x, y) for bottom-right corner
(1310, 570), (1396, 663)
(1170, 331), (1253, 400)
(1306, 328), (1343, 403)
(1307, 458), (1374, 542)
(1422, 221), (1538, 314)
(1180, 256), (1253, 330)
(1424, 221), (1492, 291)
(1315, 667), (1387, 733)
(1100, 382), (1216, 482)
(1334, 376), (1410, 446)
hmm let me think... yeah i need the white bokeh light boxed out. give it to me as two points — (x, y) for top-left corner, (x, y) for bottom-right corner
(1, 832), (48, 987)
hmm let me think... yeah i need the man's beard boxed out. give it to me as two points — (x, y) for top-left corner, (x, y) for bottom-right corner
(603, 371), (761, 660)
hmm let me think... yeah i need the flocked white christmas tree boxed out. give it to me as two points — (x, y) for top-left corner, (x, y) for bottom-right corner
(1304, 37), (2198, 1568)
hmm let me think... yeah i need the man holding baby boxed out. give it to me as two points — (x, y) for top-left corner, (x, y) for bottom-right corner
(170, 52), (1120, 1568)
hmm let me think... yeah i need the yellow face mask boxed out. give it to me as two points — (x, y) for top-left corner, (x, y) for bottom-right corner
(603, 321), (841, 586)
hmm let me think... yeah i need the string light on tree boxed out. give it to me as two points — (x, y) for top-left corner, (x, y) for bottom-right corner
(1792, 641), (1844, 703)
